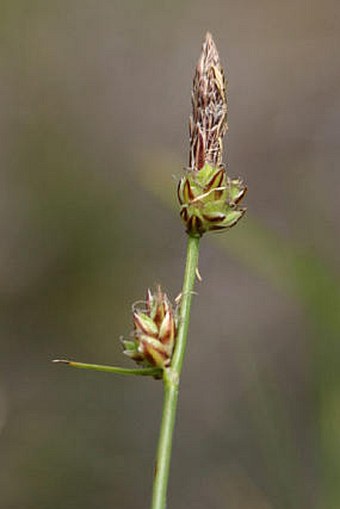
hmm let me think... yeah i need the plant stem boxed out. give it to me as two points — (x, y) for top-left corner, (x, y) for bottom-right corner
(151, 234), (200, 509)
(52, 359), (162, 377)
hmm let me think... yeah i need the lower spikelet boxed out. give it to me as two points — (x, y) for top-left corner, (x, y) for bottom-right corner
(122, 286), (177, 369)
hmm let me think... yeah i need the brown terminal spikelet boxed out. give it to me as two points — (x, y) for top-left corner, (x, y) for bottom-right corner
(178, 33), (246, 236)
(189, 31), (227, 171)
(121, 286), (177, 371)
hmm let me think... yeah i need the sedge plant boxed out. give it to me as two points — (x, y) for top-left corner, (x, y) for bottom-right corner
(54, 32), (247, 509)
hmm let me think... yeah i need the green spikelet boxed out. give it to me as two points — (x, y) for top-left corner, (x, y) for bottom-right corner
(178, 163), (246, 236)
(121, 286), (177, 370)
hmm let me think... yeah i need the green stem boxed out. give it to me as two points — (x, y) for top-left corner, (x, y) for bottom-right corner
(52, 359), (162, 377)
(151, 235), (200, 509)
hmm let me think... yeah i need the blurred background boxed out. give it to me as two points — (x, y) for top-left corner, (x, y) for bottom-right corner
(0, 1), (339, 508)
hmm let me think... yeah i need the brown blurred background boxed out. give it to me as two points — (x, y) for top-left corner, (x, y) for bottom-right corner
(0, 1), (339, 508)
